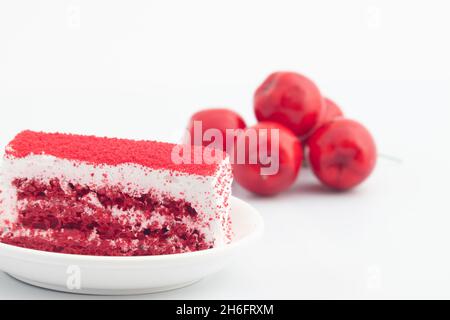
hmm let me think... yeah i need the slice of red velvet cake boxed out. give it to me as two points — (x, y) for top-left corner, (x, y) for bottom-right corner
(0, 131), (232, 256)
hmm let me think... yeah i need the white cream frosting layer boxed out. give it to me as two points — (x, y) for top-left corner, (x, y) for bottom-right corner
(0, 154), (232, 246)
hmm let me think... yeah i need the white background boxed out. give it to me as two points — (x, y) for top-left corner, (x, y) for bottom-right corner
(1, 0), (450, 299)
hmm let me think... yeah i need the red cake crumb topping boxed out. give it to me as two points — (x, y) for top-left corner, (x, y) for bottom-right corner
(6, 131), (224, 176)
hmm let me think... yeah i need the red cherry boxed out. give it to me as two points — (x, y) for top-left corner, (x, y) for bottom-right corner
(187, 108), (246, 153)
(254, 72), (324, 138)
(232, 121), (302, 196)
(307, 118), (377, 190)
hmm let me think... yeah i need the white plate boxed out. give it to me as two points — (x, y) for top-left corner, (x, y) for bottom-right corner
(0, 196), (263, 295)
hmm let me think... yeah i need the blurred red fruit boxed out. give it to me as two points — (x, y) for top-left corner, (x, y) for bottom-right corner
(307, 118), (377, 190)
(322, 98), (343, 123)
(187, 108), (246, 153)
(232, 121), (302, 196)
(254, 71), (324, 138)
(303, 97), (344, 144)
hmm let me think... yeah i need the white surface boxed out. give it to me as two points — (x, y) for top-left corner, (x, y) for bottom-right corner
(0, 197), (263, 295)
(0, 0), (449, 299)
